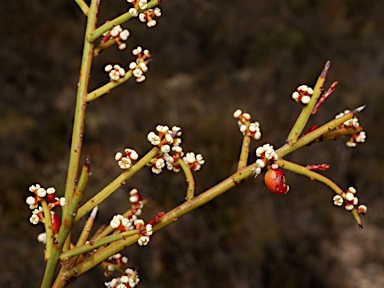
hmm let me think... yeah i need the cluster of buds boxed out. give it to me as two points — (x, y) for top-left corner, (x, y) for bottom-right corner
(115, 148), (139, 169)
(110, 189), (143, 231)
(335, 110), (367, 147)
(233, 109), (262, 140)
(104, 253), (129, 276)
(105, 64), (126, 81)
(134, 219), (153, 246)
(129, 46), (151, 82)
(292, 84), (314, 104)
(147, 125), (205, 174)
(26, 184), (64, 234)
(139, 7), (162, 27)
(127, 0), (148, 16)
(102, 25), (130, 50)
(105, 268), (140, 288)
(256, 144), (278, 164)
(333, 187), (367, 214)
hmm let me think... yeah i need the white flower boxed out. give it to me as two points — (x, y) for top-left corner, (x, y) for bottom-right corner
(147, 132), (161, 145)
(333, 195), (343, 206)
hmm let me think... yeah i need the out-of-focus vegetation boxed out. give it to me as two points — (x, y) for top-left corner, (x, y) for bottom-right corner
(1, 0), (384, 287)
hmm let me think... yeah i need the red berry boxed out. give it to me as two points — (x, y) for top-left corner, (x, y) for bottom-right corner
(46, 193), (56, 203)
(264, 168), (289, 194)
(51, 213), (61, 235)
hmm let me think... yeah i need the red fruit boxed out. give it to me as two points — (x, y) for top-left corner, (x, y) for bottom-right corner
(46, 193), (56, 203)
(51, 213), (61, 235)
(264, 168), (289, 194)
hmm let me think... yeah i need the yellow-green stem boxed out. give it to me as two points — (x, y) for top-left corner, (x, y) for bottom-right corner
(41, 1), (99, 287)
(75, 147), (159, 221)
(178, 158), (195, 200)
(287, 61), (330, 145)
(73, 0), (89, 15)
(89, 0), (161, 42)
(87, 70), (133, 102)
(237, 134), (251, 170)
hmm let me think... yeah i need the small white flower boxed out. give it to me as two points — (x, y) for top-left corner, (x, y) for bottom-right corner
(147, 132), (161, 145)
(105, 64), (113, 72)
(233, 109), (242, 118)
(333, 195), (343, 206)
(37, 188), (47, 198)
(29, 184), (41, 193)
(115, 152), (123, 161)
(345, 203), (354, 211)
(345, 192), (355, 202)
(37, 232), (46, 244)
(26, 196), (36, 206)
(138, 235), (150, 246)
(120, 29), (130, 41)
(30, 214), (40, 225)
(59, 197), (66, 206)
(129, 8), (138, 17)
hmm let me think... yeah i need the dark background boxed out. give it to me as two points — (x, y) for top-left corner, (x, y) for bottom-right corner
(1, 0), (384, 287)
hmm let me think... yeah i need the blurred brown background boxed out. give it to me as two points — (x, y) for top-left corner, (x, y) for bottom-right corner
(1, 0), (384, 287)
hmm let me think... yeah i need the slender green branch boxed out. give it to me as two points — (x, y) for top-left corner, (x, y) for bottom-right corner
(60, 230), (139, 261)
(93, 200), (147, 241)
(237, 134), (251, 170)
(275, 159), (343, 195)
(61, 164), (257, 281)
(73, 0), (89, 15)
(41, 1), (100, 287)
(75, 147), (159, 221)
(64, 0), (99, 214)
(178, 158), (195, 200)
(93, 38), (117, 57)
(276, 159), (362, 227)
(87, 70), (133, 102)
(277, 108), (360, 158)
(89, 0), (161, 42)
(63, 234), (139, 282)
(42, 159), (90, 287)
(287, 61), (330, 145)
(41, 200), (53, 261)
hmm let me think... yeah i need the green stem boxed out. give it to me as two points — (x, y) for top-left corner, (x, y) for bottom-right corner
(73, 0), (89, 15)
(237, 134), (251, 170)
(87, 70), (133, 102)
(60, 230), (139, 261)
(64, 0), (99, 213)
(178, 158), (195, 200)
(277, 108), (357, 158)
(75, 147), (159, 221)
(275, 159), (343, 195)
(41, 200), (53, 261)
(41, 1), (99, 287)
(62, 164), (257, 282)
(287, 61), (330, 145)
(89, 0), (161, 42)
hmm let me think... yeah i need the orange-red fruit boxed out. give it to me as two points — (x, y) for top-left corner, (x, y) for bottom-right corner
(264, 168), (289, 194)
(51, 213), (61, 235)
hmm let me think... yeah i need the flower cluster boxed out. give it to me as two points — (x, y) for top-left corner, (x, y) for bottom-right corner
(333, 187), (367, 214)
(147, 125), (204, 174)
(134, 219), (153, 246)
(104, 253), (129, 276)
(127, 0), (148, 16)
(115, 148), (139, 169)
(292, 84), (314, 104)
(256, 144), (278, 165)
(139, 7), (162, 27)
(129, 46), (151, 82)
(105, 268), (140, 288)
(335, 110), (367, 147)
(105, 64), (126, 81)
(233, 109), (262, 140)
(26, 184), (65, 234)
(127, 0), (162, 27)
(102, 25), (130, 50)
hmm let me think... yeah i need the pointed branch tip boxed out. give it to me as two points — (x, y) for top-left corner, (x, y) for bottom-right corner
(320, 61), (331, 78)
(353, 105), (366, 114)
